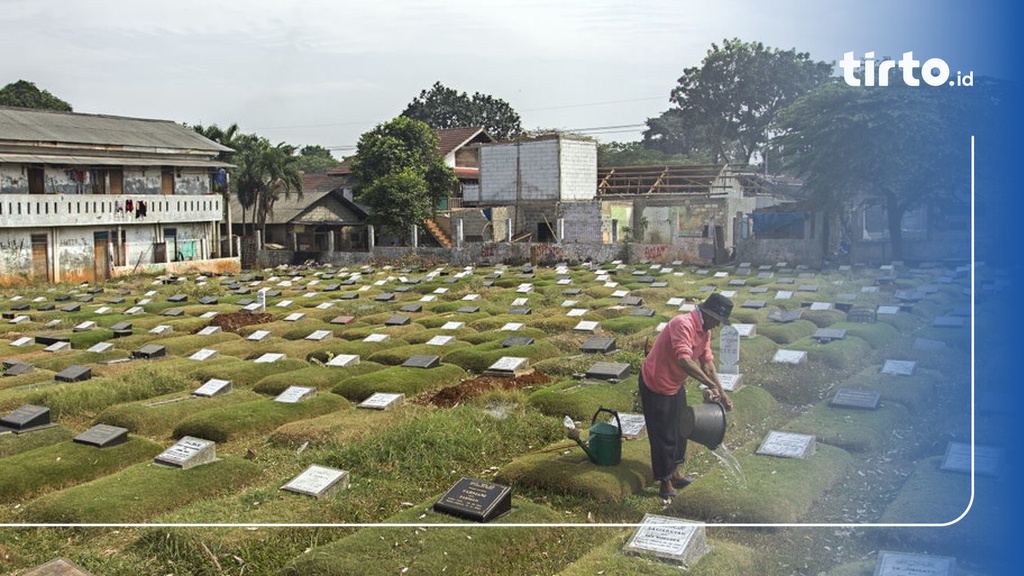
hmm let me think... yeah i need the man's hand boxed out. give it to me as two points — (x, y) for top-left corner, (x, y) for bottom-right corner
(703, 387), (733, 411)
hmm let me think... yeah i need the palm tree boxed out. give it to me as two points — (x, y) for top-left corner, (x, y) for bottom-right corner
(233, 135), (302, 243)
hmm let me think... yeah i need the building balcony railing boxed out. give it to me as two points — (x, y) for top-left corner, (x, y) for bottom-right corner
(0, 194), (223, 228)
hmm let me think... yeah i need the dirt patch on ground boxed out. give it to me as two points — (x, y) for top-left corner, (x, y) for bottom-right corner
(208, 311), (275, 333)
(415, 370), (552, 408)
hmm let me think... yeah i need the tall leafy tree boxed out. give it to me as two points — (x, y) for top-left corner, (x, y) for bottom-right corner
(402, 81), (523, 140)
(0, 80), (72, 111)
(293, 144), (340, 173)
(352, 117), (457, 242)
(774, 81), (976, 260)
(643, 39), (831, 164)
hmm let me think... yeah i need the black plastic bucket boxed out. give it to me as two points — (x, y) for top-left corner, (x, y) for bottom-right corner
(680, 402), (727, 450)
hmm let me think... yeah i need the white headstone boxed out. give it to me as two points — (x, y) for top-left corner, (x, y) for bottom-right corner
(254, 353), (285, 364)
(940, 441), (1002, 476)
(197, 326), (221, 336)
(149, 325), (172, 335)
(500, 322), (525, 331)
(363, 333), (389, 343)
(624, 514), (709, 567)
(881, 360), (917, 376)
(567, 308), (588, 317)
(305, 330), (332, 341)
(189, 348), (218, 361)
(732, 323), (757, 338)
(718, 373), (743, 392)
(327, 354), (360, 367)
(284, 312), (305, 322)
(772, 350), (807, 364)
(275, 386), (316, 403)
(874, 550), (955, 576)
(573, 320), (600, 333)
(10, 336), (34, 347)
(247, 330), (271, 341)
(87, 342), (114, 353)
(281, 464), (349, 499)
(193, 378), (232, 397)
(441, 321), (464, 330)
(426, 335), (455, 346)
(718, 325), (740, 374)
(358, 392), (405, 410)
(154, 436), (217, 469)
(756, 431), (816, 459)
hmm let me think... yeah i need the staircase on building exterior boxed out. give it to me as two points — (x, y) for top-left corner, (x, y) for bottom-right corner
(423, 218), (454, 249)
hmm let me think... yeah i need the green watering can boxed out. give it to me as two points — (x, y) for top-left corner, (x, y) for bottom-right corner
(567, 407), (622, 466)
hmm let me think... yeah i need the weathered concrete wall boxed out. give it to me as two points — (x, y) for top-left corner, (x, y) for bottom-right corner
(0, 229), (31, 282)
(477, 136), (597, 204)
(113, 257), (240, 277)
(559, 201), (604, 243)
(1, 165), (29, 194)
(123, 169), (162, 195)
(55, 229), (94, 283)
(174, 170), (211, 195)
(735, 236), (825, 267)
(559, 138), (597, 201)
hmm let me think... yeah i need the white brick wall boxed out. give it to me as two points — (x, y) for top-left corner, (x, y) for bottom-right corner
(478, 136), (597, 204)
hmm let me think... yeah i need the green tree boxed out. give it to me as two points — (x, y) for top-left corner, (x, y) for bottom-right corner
(774, 81), (974, 260)
(643, 39), (831, 164)
(401, 81), (523, 140)
(0, 80), (73, 111)
(352, 117), (457, 242)
(232, 134), (303, 240)
(293, 144), (340, 173)
(597, 140), (702, 167)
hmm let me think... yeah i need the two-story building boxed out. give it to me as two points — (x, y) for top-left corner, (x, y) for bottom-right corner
(0, 106), (234, 285)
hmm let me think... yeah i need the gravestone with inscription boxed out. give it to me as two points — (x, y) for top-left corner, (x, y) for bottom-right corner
(193, 379), (232, 397)
(485, 356), (531, 377)
(275, 386), (316, 403)
(718, 325), (740, 374)
(73, 424), (129, 448)
(305, 330), (332, 341)
(940, 441), (1002, 476)
(624, 514), (708, 567)
(402, 354), (441, 369)
(581, 336), (617, 354)
(768, 308), (802, 323)
(132, 344), (167, 360)
(189, 348), (218, 361)
(254, 353), (286, 363)
(718, 372), (743, 392)
(881, 360), (916, 376)
(830, 388), (881, 410)
(433, 477), (512, 522)
(813, 328), (847, 343)
(585, 361), (630, 381)
(609, 412), (647, 439)
(55, 365), (92, 382)
(358, 392), (405, 410)
(874, 550), (955, 576)
(756, 431), (816, 459)
(154, 436), (217, 469)
(0, 404), (54, 434)
(501, 336), (534, 348)
(281, 464), (350, 499)
(772, 350), (807, 364)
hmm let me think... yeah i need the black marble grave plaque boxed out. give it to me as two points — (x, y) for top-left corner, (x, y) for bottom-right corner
(198, 296), (219, 305)
(433, 477), (512, 522)
(73, 424), (129, 448)
(581, 337), (617, 354)
(402, 354), (441, 369)
(55, 365), (92, 382)
(829, 388), (881, 410)
(167, 293), (188, 303)
(813, 328), (847, 343)
(767, 309), (803, 323)
(340, 292), (359, 300)
(10, 303), (29, 311)
(37, 303), (56, 311)
(132, 344), (167, 359)
(586, 361), (630, 381)
(508, 307), (532, 315)
(501, 336), (535, 348)
(35, 335), (70, 346)
(3, 359), (33, 377)
(620, 296), (644, 307)
(399, 304), (423, 313)
(0, 404), (52, 433)
(629, 308), (656, 317)
(385, 315), (411, 326)
(375, 293), (396, 302)
(457, 306), (480, 314)
(161, 308), (185, 317)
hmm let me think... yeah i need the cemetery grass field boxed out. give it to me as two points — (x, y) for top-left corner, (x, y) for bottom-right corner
(0, 257), (988, 575)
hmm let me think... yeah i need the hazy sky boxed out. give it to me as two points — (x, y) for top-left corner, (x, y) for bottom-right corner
(0, 1), (1009, 156)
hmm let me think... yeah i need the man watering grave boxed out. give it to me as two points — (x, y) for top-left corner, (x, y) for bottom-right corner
(640, 293), (734, 500)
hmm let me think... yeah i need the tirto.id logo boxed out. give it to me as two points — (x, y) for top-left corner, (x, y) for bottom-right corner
(840, 52), (973, 87)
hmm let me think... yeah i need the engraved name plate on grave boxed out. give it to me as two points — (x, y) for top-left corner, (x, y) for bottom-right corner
(881, 360), (916, 376)
(189, 348), (218, 361)
(847, 307), (877, 323)
(275, 386), (315, 403)
(485, 356), (531, 377)
(501, 336), (534, 348)
(610, 412), (647, 439)
(426, 335), (455, 346)
(73, 424), (129, 448)
(732, 323), (756, 338)
(433, 477), (512, 522)
(624, 514), (708, 567)
(808, 302), (833, 311)
(402, 354), (440, 369)
(772, 349), (807, 364)
(10, 336), (33, 347)
(55, 365), (92, 382)
(305, 330), (332, 341)
(44, 341), (71, 353)
(193, 379), (232, 397)
(767, 309), (802, 323)
(385, 315), (411, 326)
(363, 333), (389, 343)
(197, 326), (221, 336)
(254, 353), (285, 363)
(500, 322), (525, 331)
(830, 388), (881, 409)
(0, 404), (53, 433)
(718, 373), (743, 392)
(813, 328), (847, 343)
(876, 305), (901, 315)
(581, 337), (617, 354)
(2, 360), (33, 376)
(326, 354), (360, 367)
(756, 431), (816, 459)
(718, 325), (740, 374)
(874, 550), (956, 576)
(247, 329), (271, 341)
(585, 361), (630, 381)
(154, 436), (217, 469)
(358, 392), (405, 410)
(284, 312), (305, 322)
(281, 464), (350, 499)
(441, 321), (464, 330)
(573, 320), (600, 332)
(940, 441), (1002, 476)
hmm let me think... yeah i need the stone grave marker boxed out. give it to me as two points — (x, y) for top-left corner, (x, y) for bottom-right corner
(620, 296), (644, 306)
(254, 352), (286, 363)
(847, 307), (877, 323)
(940, 441), (1002, 476)
(281, 464), (350, 499)
(327, 354), (360, 367)
(363, 333), (389, 343)
(197, 325), (221, 336)
(484, 356), (531, 377)
(629, 308), (656, 317)
(189, 348), (218, 361)
(3, 360), (34, 376)
(874, 550), (955, 576)
(508, 306), (532, 315)
(10, 336), (33, 347)
(757, 272), (775, 280)
(777, 277), (795, 285)
(932, 316), (965, 328)
(719, 290), (737, 298)
(34, 335), (68, 347)
(247, 329), (271, 342)
(441, 321), (465, 330)
(305, 330), (333, 342)
(0, 404), (54, 434)
(501, 336), (534, 348)
(566, 308), (587, 317)
(149, 325), (173, 335)
(61, 304), (81, 312)
(339, 293), (359, 300)
(73, 424), (129, 448)
(193, 378), (232, 397)
(384, 315), (411, 326)
(718, 325), (740, 374)
(284, 312), (306, 322)
(718, 372), (743, 392)
(462, 294), (481, 301)
(374, 293), (396, 302)
(585, 361), (630, 381)
(698, 285), (715, 292)
(161, 308), (184, 317)
(37, 303), (56, 312)
(20, 558), (97, 576)
(399, 303), (423, 313)
(713, 271), (728, 278)
(562, 288), (582, 295)
(111, 321), (133, 337)
(914, 338), (947, 352)
(358, 392), (404, 410)
(402, 354), (441, 369)
(741, 299), (766, 309)
(728, 278), (747, 287)
(44, 341), (71, 353)
(330, 315), (355, 325)
(756, 431), (816, 459)
(55, 365), (92, 382)
(154, 436), (217, 469)
(124, 305), (145, 315)
(767, 309), (803, 323)
(433, 477), (512, 523)
(808, 302), (833, 311)
(772, 350), (807, 364)
(198, 296), (219, 305)
(876, 305), (901, 315)
(813, 328), (847, 343)
(581, 336), (617, 354)
(167, 293), (188, 303)
(418, 295), (436, 303)
(830, 388), (881, 409)
(457, 306), (480, 314)
(732, 323), (756, 338)
(500, 322), (525, 331)
(275, 386), (316, 403)
(624, 514), (708, 567)
(132, 344), (167, 359)
(426, 335), (455, 346)
(573, 320), (600, 333)
(773, 289), (796, 301)
(881, 360), (916, 376)
(609, 412), (647, 439)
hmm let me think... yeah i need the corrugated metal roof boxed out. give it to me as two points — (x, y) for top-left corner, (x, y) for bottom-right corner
(0, 153), (232, 168)
(0, 106), (232, 153)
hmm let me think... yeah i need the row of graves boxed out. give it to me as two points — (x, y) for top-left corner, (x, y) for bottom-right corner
(0, 258), (997, 575)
